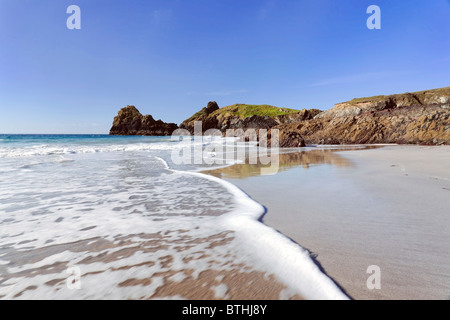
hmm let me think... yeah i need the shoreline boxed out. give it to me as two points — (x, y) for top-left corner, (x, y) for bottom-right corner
(1, 138), (296, 300)
(2, 141), (338, 300)
(162, 157), (348, 300)
(208, 145), (450, 300)
(2, 136), (448, 300)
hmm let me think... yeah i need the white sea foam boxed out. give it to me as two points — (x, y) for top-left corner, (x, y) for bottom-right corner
(0, 143), (173, 158)
(0, 149), (261, 299)
(0, 136), (238, 159)
(0, 136), (348, 300)
(157, 157), (348, 300)
(211, 283), (229, 299)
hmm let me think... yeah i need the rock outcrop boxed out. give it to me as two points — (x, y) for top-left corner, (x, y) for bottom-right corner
(180, 102), (322, 135)
(204, 101), (220, 114)
(110, 105), (178, 136)
(109, 87), (449, 145)
(272, 87), (450, 146)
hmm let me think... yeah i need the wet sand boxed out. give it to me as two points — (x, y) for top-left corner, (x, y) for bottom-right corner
(208, 145), (450, 300)
(0, 229), (302, 300)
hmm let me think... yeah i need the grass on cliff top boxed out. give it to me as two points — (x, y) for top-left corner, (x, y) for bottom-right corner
(344, 86), (450, 105)
(212, 104), (300, 118)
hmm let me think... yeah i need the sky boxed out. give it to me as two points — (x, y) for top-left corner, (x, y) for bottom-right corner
(0, 0), (449, 134)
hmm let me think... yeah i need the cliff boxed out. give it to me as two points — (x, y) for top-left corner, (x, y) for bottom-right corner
(272, 87), (450, 147)
(180, 101), (322, 134)
(109, 105), (178, 136)
(109, 87), (449, 145)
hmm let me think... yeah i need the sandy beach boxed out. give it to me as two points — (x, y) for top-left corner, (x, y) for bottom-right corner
(206, 145), (450, 300)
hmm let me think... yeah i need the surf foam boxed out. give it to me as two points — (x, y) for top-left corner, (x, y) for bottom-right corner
(157, 157), (349, 300)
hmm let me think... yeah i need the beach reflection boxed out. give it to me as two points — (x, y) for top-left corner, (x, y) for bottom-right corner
(202, 146), (379, 179)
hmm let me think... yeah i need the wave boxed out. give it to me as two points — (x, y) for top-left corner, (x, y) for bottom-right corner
(0, 136), (348, 299)
(0, 143), (182, 158)
(0, 136), (240, 159)
(156, 156), (349, 300)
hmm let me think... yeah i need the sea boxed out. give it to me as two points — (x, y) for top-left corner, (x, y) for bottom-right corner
(0, 134), (347, 300)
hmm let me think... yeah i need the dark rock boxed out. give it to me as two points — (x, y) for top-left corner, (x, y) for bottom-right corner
(205, 101), (219, 114)
(109, 105), (178, 136)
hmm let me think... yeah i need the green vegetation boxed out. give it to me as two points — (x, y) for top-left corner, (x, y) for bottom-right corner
(344, 86), (450, 105)
(413, 86), (450, 96)
(191, 110), (207, 119)
(346, 95), (387, 104)
(211, 104), (300, 118)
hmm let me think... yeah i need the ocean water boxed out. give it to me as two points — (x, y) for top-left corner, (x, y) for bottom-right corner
(0, 134), (347, 299)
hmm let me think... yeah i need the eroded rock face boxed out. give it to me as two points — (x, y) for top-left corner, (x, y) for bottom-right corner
(179, 102), (322, 135)
(267, 130), (305, 148)
(110, 106), (178, 136)
(275, 108), (322, 125)
(273, 87), (450, 146)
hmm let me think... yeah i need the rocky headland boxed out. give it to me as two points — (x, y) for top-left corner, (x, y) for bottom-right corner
(109, 105), (178, 136)
(271, 87), (450, 147)
(109, 87), (449, 146)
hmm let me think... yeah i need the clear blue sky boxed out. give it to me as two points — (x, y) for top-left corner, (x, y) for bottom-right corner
(0, 0), (449, 134)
